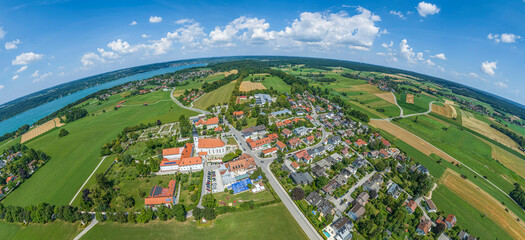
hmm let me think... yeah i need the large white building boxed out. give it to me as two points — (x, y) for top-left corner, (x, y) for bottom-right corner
(195, 138), (226, 156)
(160, 143), (203, 172)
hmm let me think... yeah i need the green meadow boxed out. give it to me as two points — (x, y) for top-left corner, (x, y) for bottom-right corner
(193, 81), (236, 109)
(0, 221), (81, 240)
(2, 91), (197, 206)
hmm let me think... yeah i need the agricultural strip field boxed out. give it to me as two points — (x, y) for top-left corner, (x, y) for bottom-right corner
(460, 109), (523, 153)
(394, 92), (438, 115)
(82, 203), (308, 240)
(438, 169), (525, 239)
(20, 117), (63, 143)
(431, 103), (457, 119)
(2, 91), (197, 206)
(262, 76), (291, 94)
(193, 81), (235, 110)
(0, 221), (81, 240)
(239, 81), (266, 92)
(370, 118), (525, 223)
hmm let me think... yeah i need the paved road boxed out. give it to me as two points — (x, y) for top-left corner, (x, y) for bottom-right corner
(328, 171), (376, 214)
(226, 120), (323, 240)
(170, 88), (210, 115)
(74, 218), (98, 240)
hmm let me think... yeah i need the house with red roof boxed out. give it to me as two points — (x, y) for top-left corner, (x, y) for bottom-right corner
(145, 179), (176, 207)
(282, 128), (292, 138)
(304, 135), (315, 145)
(248, 137), (272, 151)
(379, 149), (390, 158)
(194, 117), (219, 129)
(267, 133), (278, 141)
(416, 219), (432, 235)
(293, 150), (313, 164)
(233, 111), (244, 118)
(380, 138), (391, 147)
(354, 139), (368, 147)
(288, 138), (302, 148)
(406, 200), (418, 214)
(196, 138), (226, 156)
(262, 147), (278, 156)
(445, 215), (456, 229)
(276, 140), (287, 150)
(291, 161), (300, 170)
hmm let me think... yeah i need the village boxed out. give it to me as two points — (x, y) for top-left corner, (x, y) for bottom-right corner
(133, 88), (476, 240)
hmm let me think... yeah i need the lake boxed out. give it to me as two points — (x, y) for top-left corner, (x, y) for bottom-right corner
(0, 63), (204, 136)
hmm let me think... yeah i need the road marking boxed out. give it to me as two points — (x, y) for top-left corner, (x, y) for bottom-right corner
(69, 156), (108, 205)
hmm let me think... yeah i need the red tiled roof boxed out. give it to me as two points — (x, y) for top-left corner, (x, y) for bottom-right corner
(355, 139), (367, 146)
(195, 117), (219, 126)
(262, 147), (277, 154)
(407, 200), (417, 211)
(249, 137), (271, 149)
(267, 133), (278, 140)
(381, 138), (391, 146)
(198, 138), (225, 148)
(215, 126), (223, 132)
(181, 143), (193, 159)
(276, 140), (287, 149)
(282, 128), (292, 135)
(291, 161), (300, 169)
(179, 156), (202, 166)
(233, 111), (244, 116)
(163, 147), (183, 156)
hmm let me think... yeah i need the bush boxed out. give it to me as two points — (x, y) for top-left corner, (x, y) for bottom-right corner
(58, 129), (69, 138)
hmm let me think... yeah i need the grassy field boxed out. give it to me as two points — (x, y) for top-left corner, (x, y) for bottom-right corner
(71, 154), (116, 207)
(262, 76), (291, 94)
(214, 189), (276, 206)
(193, 81), (235, 110)
(0, 221), (81, 240)
(2, 91), (197, 206)
(395, 92), (439, 115)
(172, 73), (226, 96)
(82, 203), (308, 240)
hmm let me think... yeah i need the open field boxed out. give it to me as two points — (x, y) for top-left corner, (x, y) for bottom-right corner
(374, 92), (396, 105)
(193, 82), (235, 110)
(20, 118), (63, 143)
(432, 182), (513, 240)
(431, 103), (457, 118)
(214, 189), (276, 206)
(0, 221), (81, 240)
(83, 203), (308, 240)
(461, 109), (522, 152)
(212, 69), (238, 77)
(262, 76), (291, 93)
(440, 169), (525, 239)
(239, 81), (266, 92)
(487, 139), (525, 180)
(395, 92), (438, 115)
(2, 91), (197, 206)
(406, 93), (414, 104)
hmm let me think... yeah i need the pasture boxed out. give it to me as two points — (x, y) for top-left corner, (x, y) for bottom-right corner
(193, 81), (235, 110)
(262, 76), (291, 93)
(394, 92), (438, 115)
(82, 203), (308, 240)
(2, 91), (197, 206)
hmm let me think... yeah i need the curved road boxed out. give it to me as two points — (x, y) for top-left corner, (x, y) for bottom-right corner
(170, 88), (210, 115)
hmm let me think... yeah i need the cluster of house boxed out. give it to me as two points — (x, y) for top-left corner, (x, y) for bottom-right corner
(218, 153), (258, 189)
(160, 118), (228, 172)
(180, 90), (204, 105)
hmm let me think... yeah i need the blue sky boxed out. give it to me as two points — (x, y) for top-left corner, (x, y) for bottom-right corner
(1, 0), (524, 105)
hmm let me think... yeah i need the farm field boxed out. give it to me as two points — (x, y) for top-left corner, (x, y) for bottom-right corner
(2, 91), (197, 206)
(370, 118), (525, 223)
(0, 221), (81, 240)
(193, 81), (235, 110)
(239, 81), (266, 92)
(394, 92), (439, 115)
(431, 102), (457, 119)
(20, 117), (64, 143)
(432, 181), (513, 240)
(172, 73), (226, 96)
(460, 109), (523, 153)
(438, 169), (525, 239)
(82, 203), (308, 240)
(262, 76), (291, 93)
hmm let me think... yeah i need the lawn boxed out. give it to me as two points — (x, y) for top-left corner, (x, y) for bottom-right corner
(432, 185), (513, 240)
(0, 221), (81, 240)
(71, 154), (116, 207)
(214, 189), (276, 206)
(2, 91), (197, 206)
(82, 203), (308, 240)
(193, 81), (236, 110)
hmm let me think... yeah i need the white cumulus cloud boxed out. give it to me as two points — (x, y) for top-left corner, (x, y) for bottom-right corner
(382, 41), (393, 48)
(481, 61), (497, 76)
(494, 81), (508, 88)
(389, 10), (405, 19)
(97, 48), (119, 59)
(0, 27), (5, 39)
(12, 75), (19, 80)
(168, 20), (206, 48)
(149, 16), (162, 23)
(487, 33), (521, 43)
(129, 21), (137, 26)
(142, 34), (151, 38)
(399, 39), (424, 63)
(417, 2), (440, 17)
(16, 65), (28, 73)
(81, 52), (104, 67)
(107, 39), (140, 54)
(0, 85), (4, 90)
(12, 52), (44, 65)
(5, 39), (20, 50)
(32, 72), (52, 82)
(431, 53), (447, 60)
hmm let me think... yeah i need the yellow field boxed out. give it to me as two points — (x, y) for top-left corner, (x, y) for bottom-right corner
(239, 81), (266, 92)
(440, 169), (525, 239)
(370, 120), (456, 163)
(406, 94), (414, 104)
(212, 69), (238, 77)
(432, 103), (457, 118)
(21, 118), (63, 143)
(461, 110), (522, 152)
(374, 92), (397, 105)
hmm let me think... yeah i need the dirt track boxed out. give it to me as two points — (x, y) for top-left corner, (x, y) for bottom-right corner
(441, 169), (525, 239)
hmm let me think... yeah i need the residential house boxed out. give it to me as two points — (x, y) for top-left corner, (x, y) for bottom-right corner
(144, 180), (176, 207)
(354, 192), (369, 206)
(312, 165), (327, 178)
(276, 140), (287, 151)
(354, 139), (367, 147)
(242, 125), (267, 139)
(315, 146), (326, 156)
(331, 217), (354, 240)
(293, 150), (312, 164)
(458, 231), (477, 240)
(380, 138), (391, 147)
(271, 109), (292, 116)
(363, 174), (383, 193)
(233, 111), (244, 118)
(290, 161), (300, 170)
(248, 137), (272, 151)
(341, 166), (357, 177)
(262, 147), (277, 156)
(379, 149), (390, 158)
(267, 133), (279, 141)
(445, 215), (456, 229)
(304, 135), (315, 145)
(416, 219), (432, 235)
(194, 117), (219, 129)
(293, 126), (310, 137)
(288, 138), (302, 148)
(290, 172), (314, 185)
(425, 198), (437, 213)
(406, 200), (417, 214)
(348, 204), (366, 221)
(367, 150), (379, 159)
(352, 157), (367, 169)
(326, 135), (342, 145)
(282, 128), (293, 138)
(322, 179), (341, 195)
(387, 183), (402, 199)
